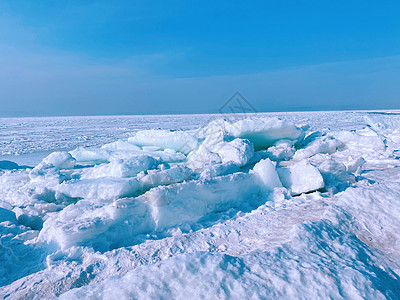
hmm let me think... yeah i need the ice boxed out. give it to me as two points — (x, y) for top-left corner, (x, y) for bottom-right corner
(186, 133), (223, 169)
(101, 140), (142, 151)
(365, 114), (400, 134)
(143, 171), (273, 231)
(56, 177), (141, 201)
(36, 151), (76, 170)
(81, 155), (160, 179)
(39, 168), (274, 251)
(292, 136), (342, 161)
(346, 157), (366, 174)
(0, 206), (44, 287)
(252, 159), (283, 191)
(202, 117), (304, 150)
(334, 129), (386, 156)
(1, 111), (400, 298)
(187, 148), (222, 170)
(141, 148), (187, 163)
(225, 117), (303, 149)
(198, 162), (240, 180)
(365, 114), (400, 154)
(139, 165), (193, 189)
(261, 141), (296, 161)
(37, 197), (152, 251)
(128, 130), (198, 154)
(70, 147), (110, 164)
(214, 138), (254, 166)
(317, 157), (356, 188)
(13, 206), (44, 230)
(0, 206), (17, 223)
(277, 160), (324, 195)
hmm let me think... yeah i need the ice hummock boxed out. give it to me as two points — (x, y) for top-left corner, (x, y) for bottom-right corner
(1, 113), (400, 298)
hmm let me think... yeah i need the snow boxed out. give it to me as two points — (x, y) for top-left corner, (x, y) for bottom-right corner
(0, 111), (400, 299)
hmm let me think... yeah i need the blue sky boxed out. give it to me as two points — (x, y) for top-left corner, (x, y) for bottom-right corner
(1, 1), (400, 116)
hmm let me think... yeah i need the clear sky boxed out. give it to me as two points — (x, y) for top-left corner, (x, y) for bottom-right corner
(1, 1), (400, 116)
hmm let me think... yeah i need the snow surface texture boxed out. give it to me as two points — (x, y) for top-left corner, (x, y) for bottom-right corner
(1, 111), (400, 299)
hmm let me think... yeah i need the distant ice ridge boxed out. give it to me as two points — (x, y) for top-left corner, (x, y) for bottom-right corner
(1, 113), (400, 299)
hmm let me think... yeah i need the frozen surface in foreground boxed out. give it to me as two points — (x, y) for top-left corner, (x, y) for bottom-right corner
(1, 111), (400, 299)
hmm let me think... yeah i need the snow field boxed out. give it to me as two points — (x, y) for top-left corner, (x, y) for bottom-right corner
(0, 113), (400, 298)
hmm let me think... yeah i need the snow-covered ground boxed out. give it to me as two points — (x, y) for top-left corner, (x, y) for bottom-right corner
(1, 111), (400, 299)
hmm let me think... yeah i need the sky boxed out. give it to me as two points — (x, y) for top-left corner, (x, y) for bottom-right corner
(0, 0), (400, 117)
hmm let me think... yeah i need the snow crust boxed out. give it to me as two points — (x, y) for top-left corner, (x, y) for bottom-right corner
(1, 112), (400, 299)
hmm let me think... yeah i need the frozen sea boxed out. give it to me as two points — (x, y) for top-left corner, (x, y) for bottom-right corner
(1, 110), (400, 299)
